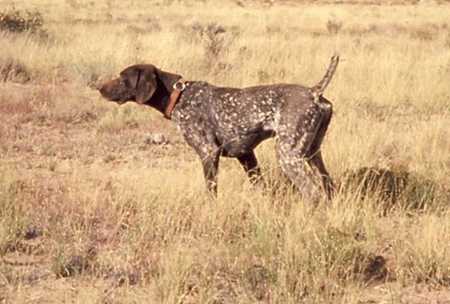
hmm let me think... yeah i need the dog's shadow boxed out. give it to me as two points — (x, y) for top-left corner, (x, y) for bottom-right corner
(338, 166), (449, 212)
(264, 166), (449, 213)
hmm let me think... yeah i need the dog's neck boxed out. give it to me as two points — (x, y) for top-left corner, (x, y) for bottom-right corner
(146, 76), (184, 119)
(164, 89), (183, 119)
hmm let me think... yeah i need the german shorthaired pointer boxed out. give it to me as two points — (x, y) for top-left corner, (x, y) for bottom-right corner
(99, 55), (339, 202)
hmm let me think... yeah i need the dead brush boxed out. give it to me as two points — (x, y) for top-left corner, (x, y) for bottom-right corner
(327, 18), (343, 35)
(192, 22), (228, 57)
(0, 7), (46, 36)
(189, 22), (239, 74)
(0, 58), (31, 83)
(410, 27), (436, 41)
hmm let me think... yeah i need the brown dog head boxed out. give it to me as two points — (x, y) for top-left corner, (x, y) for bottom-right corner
(98, 64), (182, 109)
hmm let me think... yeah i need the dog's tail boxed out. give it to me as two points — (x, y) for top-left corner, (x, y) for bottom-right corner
(310, 54), (339, 101)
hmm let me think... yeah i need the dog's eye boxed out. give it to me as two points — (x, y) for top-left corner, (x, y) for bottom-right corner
(120, 78), (130, 87)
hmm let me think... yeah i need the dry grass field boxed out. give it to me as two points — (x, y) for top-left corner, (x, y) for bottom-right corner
(1, 0), (450, 303)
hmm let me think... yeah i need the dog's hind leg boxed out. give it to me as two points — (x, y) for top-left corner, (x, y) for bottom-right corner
(275, 99), (331, 203)
(275, 146), (325, 203)
(309, 151), (334, 199)
(306, 99), (335, 199)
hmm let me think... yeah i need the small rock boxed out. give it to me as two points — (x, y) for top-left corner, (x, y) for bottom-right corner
(111, 270), (140, 287)
(144, 133), (169, 145)
(23, 225), (42, 240)
(363, 255), (388, 283)
(56, 247), (97, 278)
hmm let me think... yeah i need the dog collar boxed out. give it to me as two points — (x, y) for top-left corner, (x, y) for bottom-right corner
(164, 79), (186, 120)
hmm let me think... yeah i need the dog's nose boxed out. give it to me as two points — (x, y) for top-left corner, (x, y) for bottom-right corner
(98, 84), (110, 99)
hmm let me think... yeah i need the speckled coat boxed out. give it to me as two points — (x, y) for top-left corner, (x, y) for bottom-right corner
(98, 56), (339, 202)
(172, 81), (333, 201)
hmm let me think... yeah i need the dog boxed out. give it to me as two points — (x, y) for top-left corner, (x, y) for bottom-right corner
(98, 55), (339, 202)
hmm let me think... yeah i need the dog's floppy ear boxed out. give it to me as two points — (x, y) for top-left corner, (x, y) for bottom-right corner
(136, 68), (157, 104)
(120, 65), (157, 104)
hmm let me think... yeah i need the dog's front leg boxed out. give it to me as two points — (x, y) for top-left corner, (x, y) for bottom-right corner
(200, 149), (220, 196)
(175, 118), (221, 196)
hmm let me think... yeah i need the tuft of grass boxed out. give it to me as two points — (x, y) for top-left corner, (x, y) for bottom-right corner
(97, 105), (153, 133)
(394, 214), (450, 286)
(0, 173), (30, 254)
